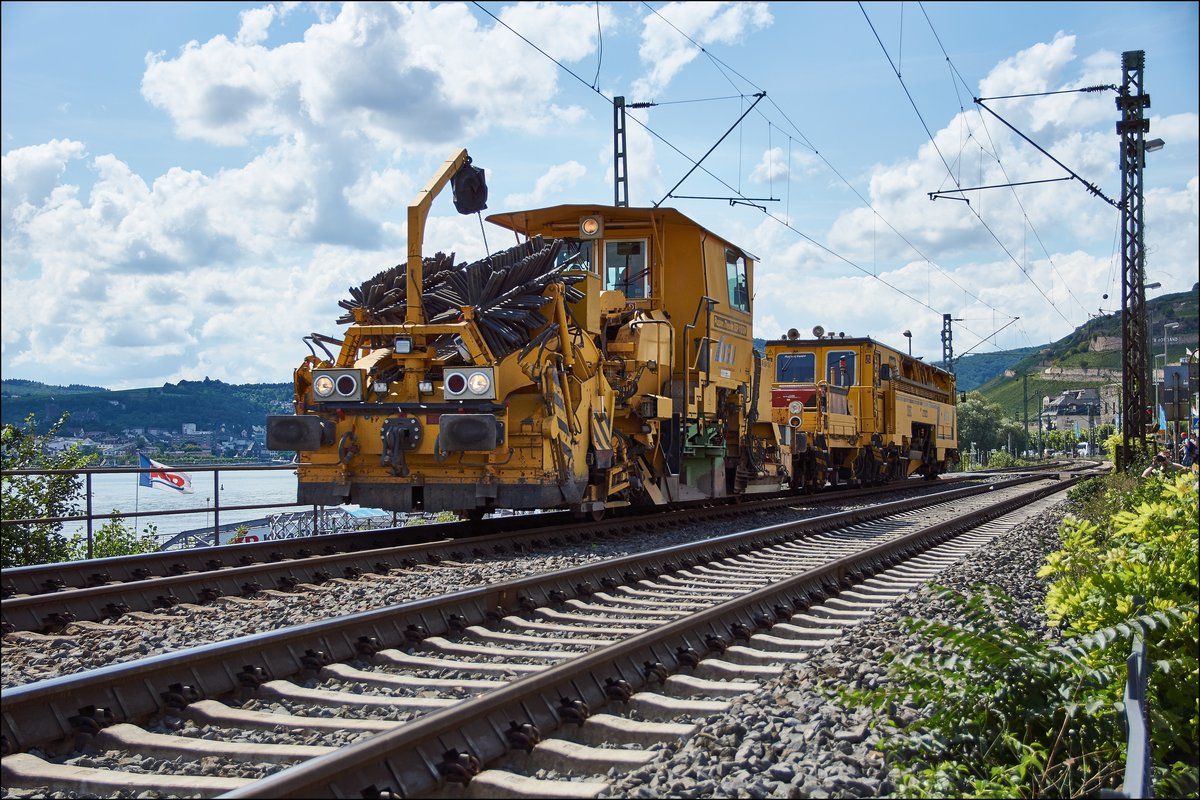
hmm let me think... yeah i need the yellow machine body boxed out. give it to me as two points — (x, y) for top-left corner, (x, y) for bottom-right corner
(765, 335), (958, 491)
(266, 153), (785, 516)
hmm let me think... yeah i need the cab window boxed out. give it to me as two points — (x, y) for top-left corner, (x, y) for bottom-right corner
(604, 240), (649, 298)
(725, 249), (749, 312)
(556, 239), (594, 273)
(826, 350), (856, 386)
(775, 352), (815, 383)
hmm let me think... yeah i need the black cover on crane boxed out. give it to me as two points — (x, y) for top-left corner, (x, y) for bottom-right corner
(451, 158), (488, 215)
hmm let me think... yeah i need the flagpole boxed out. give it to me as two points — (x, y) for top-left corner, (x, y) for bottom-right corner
(134, 452), (141, 532)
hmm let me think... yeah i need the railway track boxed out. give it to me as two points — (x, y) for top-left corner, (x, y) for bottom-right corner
(2, 472), (1003, 633)
(0, 471), (1084, 798)
(4, 466), (1082, 601)
(1, 469), (1084, 637)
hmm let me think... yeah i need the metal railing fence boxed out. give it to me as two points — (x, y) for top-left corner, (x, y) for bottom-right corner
(2, 463), (308, 557)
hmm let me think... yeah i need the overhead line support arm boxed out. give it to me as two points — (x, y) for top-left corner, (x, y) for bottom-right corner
(973, 98), (1122, 209)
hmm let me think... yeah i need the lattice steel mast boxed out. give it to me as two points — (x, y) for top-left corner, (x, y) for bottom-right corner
(1117, 50), (1151, 471)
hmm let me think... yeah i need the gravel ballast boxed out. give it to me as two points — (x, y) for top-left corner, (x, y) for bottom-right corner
(1, 484), (1073, 799)
(599, 499), (1066, 799)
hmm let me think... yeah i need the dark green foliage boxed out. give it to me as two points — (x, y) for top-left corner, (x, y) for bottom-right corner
(1, 413), (97, 567)
(957, 392), (1026, 454)
(0, 379), (292, 436)
(68, 515), (159, 559)
(848, 587), (1194, 798)
(0, 379), (109, 397)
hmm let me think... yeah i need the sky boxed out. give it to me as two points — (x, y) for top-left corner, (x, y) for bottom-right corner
(2, 1), (1197, 391)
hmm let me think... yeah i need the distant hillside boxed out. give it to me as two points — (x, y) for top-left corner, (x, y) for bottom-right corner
(2, 379), (109, 397)
(5, 286), (1194, 436)
(1, 379), (292, 436)
(976, 286), (1198, 422)
(954, 347), (1041, 393)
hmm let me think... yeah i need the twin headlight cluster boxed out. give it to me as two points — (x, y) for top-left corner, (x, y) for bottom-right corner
(442, 367), (496, 400)
(310, 366), (496, 402)
(312, 370), (363, 401)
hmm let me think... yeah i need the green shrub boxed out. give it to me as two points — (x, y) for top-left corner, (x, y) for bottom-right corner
(847, 589), (1191, 797)
(2, 413), (97, 567)
(68, 514), (160, 559)
(856, 472), (1198, 797)
(988, 451), (1017, 468)
(1040, 472), (1199, 793)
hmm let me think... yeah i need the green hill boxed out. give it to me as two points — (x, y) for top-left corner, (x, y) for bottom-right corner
(1, 378), (292, 436)
(4, 285), (1194, 436)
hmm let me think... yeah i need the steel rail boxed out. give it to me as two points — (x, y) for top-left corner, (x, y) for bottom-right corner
(0, 477), (1001, 631)
(6, 462), (1082, 597)
(3, 461), (1075, 598)
(0, 476), (1048, 754)
(227, 476), (1078, 798)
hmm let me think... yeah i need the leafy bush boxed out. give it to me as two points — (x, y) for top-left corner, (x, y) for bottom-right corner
(1, 413), (97, 567)
(68, 514), (160, 559)
(847, 589), (1191, 797)
(1040, 472), (1199, 793)
(988, 451), (1017, 468)
(855, 471), (1198, 797)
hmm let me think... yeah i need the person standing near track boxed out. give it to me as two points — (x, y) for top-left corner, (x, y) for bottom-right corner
(1179, 434), (1197, 469)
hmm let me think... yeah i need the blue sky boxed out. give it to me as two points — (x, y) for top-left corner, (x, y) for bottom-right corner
(3, 1), (1197, 390)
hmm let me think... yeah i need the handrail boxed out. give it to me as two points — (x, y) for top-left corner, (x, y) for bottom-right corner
(1099, 602), (1154, 800)
(1121, 635), (1153, 799)
(1, 463), (304, 556)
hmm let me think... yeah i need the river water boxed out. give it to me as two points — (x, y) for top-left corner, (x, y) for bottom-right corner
(66, 466), (303, 543)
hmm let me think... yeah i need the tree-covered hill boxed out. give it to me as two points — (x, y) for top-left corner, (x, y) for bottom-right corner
(4, 286), (1193, 437)
(1, 378), (293, 435)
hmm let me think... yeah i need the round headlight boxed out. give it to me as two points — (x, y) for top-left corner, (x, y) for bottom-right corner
(336, 374), (358, 397)
(788, 400), (803, 415)
(313, 375), (335, 397)
(467, 371), (491, 395)
(446, 373), (467, 396)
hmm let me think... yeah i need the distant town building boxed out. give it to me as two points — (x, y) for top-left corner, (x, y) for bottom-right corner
(1041, 388), (1102, 435)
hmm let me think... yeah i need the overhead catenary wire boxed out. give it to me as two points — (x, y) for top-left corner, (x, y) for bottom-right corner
(479, 1), (1020, 351)
(859, 0), (1079, 329)
(636, 0), (1017, 337)
(470, 2), (757, 208)
(865, 2), (1090, 331)
(918, 2), (1101, 322)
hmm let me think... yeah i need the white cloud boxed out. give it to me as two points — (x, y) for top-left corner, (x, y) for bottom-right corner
(634, 2), (772, 99)
(748, 147), (820, 186)
(504, 161), (587, 207)
(236, 4), (276, 46)
(748, 33), (1198, 360)
(1, 139), (87, 226)
(2, 7), (1195, 391)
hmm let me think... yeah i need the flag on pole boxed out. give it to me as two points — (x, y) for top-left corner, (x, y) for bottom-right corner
(138, 453), (194, 494)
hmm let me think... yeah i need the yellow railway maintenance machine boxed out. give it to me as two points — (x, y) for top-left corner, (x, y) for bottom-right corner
(267, 149), (787, 519)
(766, 328), (959, 492)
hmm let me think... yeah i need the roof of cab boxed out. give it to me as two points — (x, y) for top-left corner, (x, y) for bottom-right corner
(485, 204), (759, 261)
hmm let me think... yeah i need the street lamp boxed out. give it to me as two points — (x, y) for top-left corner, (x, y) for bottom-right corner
(903, 330), (912, 356)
